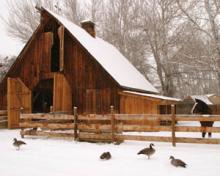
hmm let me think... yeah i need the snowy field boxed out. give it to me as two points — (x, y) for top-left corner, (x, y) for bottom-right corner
(1, 129), (220, 176)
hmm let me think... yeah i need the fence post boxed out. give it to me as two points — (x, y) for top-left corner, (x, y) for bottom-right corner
(20, 107), (24, 138)
(171, 104), (176, 147)
(73, 107), (78, 141)
(110, 105), (116, 143)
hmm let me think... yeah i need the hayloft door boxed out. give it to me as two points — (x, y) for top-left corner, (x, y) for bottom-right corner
(7, 78), (31, 129)
(53, 73), (72, 112)
(58, 25), (64, 71)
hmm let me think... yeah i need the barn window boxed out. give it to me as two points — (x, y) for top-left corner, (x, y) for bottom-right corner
(159, 105), (171, 114)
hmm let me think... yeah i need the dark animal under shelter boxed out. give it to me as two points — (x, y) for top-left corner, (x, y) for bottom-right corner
(191, 98), (213, 138)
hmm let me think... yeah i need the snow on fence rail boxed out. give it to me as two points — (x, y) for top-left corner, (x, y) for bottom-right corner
(0, 110), (7, 128)
(19, 107), (220, 146)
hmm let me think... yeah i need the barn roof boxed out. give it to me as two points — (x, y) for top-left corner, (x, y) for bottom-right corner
(43, 8), (159, 94)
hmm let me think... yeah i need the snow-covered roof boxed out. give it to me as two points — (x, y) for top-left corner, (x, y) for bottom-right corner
(190, 95), (213, 105)
(44, 8), (158, 94)
(122, 91), (181, 102)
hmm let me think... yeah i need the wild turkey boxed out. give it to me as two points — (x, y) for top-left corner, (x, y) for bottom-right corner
(169, 156), (187, 168)
(100, 152), (111, 160)
(13, 138), (26, 150)
(137, 143), (155, 159)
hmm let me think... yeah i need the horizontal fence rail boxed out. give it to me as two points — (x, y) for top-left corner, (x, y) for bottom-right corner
(0, 110), (7, 128)
(19, 106), (220, 146)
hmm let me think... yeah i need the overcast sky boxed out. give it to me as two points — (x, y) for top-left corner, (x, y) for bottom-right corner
(0, 0), (29, 57)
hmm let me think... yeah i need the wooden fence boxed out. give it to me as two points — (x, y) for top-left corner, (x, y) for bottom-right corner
(0, 110), (7, 128)
(20, 107), (220, 146)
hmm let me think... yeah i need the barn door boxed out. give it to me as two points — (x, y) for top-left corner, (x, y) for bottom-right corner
(7, 78), (31, 129)
(41, 32), (53, 73)
(58, 25), (64, 71)
(53, 73), (72, 112)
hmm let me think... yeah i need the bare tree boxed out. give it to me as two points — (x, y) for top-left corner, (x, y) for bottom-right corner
(99, 0), (152, 79)
(176, 0), (220, 93)
(62, 0), (85, 25)
(141, 0), (186, 96)
(0, 55), (16, 81)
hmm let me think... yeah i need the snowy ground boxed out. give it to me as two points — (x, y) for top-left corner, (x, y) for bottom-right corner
(1, 129), (220, 176)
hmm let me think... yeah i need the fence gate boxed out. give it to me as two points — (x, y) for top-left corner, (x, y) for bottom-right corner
(7, 78), (31, 129)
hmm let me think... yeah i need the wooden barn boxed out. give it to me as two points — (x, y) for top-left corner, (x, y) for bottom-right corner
(0, 8), (179, 129)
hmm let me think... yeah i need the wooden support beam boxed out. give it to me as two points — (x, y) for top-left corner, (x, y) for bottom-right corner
(171, 105), (176, 147)
(74, 107), (78, 140)
(111, 106), (116, 143)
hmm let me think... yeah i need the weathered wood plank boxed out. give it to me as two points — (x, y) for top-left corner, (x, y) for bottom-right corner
(116, 134), (172, 142)
(20, 113), (74, 120)
(78, 132), (112, 141)
(175, 126), (220, 133)
(78, 124), (220, 133)
(175, 116), (220, 121)
(119, 125), (168, 132)
(20, 122), (74, 130)
(21, 129), (75, 139)
(0, 110), (7, 115)
(53, 73), (72, 112)
(175, 137), (220, 144)
(116, 135), (220, 144)
(0, 116), (7, 120)
(171, 105), (176, 146)
(115, 114), (220, 121)
(58, 25), (65, 71)
(0, 119), (7, 128)
(78, 115), (111, 120)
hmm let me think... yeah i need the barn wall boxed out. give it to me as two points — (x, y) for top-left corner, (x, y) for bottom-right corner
(0, 28), (53, 110)
(64, 32), (120, 114)
(119, 94), (160, 114)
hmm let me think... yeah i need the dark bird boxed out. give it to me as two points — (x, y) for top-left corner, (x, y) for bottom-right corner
(100, 152), (111, 160)
(169, 156), (187, 168)
(137, 143), (155, 159)
(13, 138), (26, 150)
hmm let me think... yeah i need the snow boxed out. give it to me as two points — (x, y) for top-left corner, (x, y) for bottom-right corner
(123, 91), (181, 101)
(44, 8), (158, 94)
(190, 95), (213, 105)
(1, 129), (220, 176)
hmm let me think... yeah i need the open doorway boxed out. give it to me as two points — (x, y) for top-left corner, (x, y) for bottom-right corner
(51, 31), (60, 72)
(32, 79), (53, 113)
(43, 20), (60, 72)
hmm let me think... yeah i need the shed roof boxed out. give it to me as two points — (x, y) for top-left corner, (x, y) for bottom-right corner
(188, 95), (213, 105)
(122, 91), (181, 102)
(43, 8), (158, 94)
